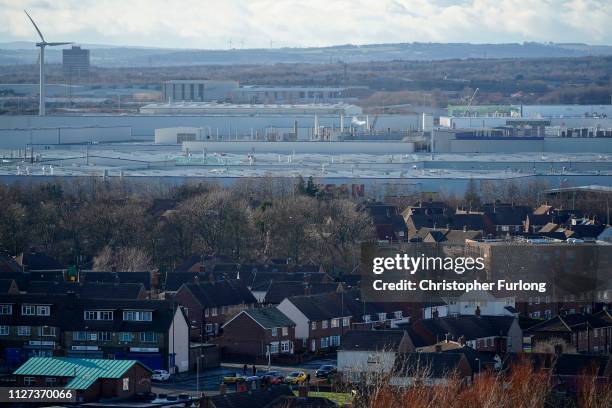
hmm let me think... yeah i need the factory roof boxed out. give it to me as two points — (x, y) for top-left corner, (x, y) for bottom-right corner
(140, 102), (362, 115)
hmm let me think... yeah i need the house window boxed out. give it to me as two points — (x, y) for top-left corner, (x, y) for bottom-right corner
(342, 317), (350, 327)
(41, 326), (56, 337)
(330, 335), (341, 347)
(205, 324), (213, 333)
(0, 305), (12, 315)
(394, 311), (403, 319)
(269, 342), (279, 354)
(97, 332), (112, 342)
(24, 377), (35, 386)
(221, 306), (228, 314)
(204, 308), (210, 317)
(85, 310), (114, 321)
(363, 315), (371, 323)
(37, 306), (50, 316)
(73, 331), (87, 341)
(22, 305), (36, 316)
(45, 377), (57, 386)
(331, 319), (340, 328)
(378, 313), (386, 321)
(271, 328), (278, 337)
(122, 378), (129, 391)
(322, 320), (328, 329)
(18, 326), (31, 336)
(281, 340), (291, 353)
(320, 337), (329, 348)
(0, 326), (8, 335)
(119, 332), (133, 342)
(544, 310), (552, 319)
(211, 308), (218, 317)
(140, 332), (158, 342)
(282, 327), (288, 336)
(311, 321), (316, 331)
(123, 311), (152, 321)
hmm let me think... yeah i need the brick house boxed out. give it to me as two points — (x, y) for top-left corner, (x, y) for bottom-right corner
(277, 292), (353, 353)
(219, 307), (296, 360)
(174, 279), (257, 338)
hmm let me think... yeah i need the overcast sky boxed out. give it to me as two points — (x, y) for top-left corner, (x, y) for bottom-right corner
(1, 0), (610, 49)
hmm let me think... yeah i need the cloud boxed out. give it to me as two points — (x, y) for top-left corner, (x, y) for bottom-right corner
(1, 0), (610, 48)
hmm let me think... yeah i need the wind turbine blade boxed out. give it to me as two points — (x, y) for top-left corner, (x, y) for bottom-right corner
(47, 42), (72, 46)
(24, 10), (45, 43)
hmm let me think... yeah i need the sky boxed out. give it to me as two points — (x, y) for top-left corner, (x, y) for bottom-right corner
(1, 0), (611, 49)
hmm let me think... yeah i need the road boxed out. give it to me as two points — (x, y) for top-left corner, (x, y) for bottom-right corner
(152, 358), (337, 397)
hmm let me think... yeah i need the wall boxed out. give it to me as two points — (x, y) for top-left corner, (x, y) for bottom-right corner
(182, 141), (416, 154)
(168, 308), (190, 373)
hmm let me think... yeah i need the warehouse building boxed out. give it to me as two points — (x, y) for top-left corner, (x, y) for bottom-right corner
(162, 80), (239, 102)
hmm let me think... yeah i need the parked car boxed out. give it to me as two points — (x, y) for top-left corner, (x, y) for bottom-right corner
(152, 370), (171, 382)
(315, 364), (337, 378)
(284, 371), (307, 384)
(260, 371), (285, 384)
(223, 373), (248, 384)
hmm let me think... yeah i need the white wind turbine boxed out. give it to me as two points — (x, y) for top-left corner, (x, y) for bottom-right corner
(24, 10), (71, 116)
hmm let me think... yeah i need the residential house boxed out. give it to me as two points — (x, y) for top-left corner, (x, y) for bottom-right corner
(220, 307), (296, 360)
(423, 290), (517, 319)
(410, 315), (522, 353)
(363, 202), (409, 242)
(390, 353), (472, 387)
(277, 292), (353, 353)
(526, 312), (612, 354)
(14, 250), (63, 271)
(337, 330), (414, 383)
(174, 280), (257, 337)
(13, 357), (152, 402)
(481, 202), (531, 236)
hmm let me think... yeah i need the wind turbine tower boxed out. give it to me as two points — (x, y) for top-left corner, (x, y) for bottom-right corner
(24, 10), (71, 116)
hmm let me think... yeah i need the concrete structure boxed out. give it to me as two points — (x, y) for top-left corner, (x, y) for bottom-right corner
(140, 102), (362, 116)
(155, 127), (204, 144)
(182, 140), (415, 154)
(231, 85), (367, 104)
(62, 46), (90, 77)
(162, 80), (238, 102)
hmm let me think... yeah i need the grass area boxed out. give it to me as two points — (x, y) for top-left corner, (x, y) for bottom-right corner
(293, 390), (352, 406)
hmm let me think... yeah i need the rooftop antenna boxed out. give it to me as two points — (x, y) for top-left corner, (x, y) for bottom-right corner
(24, 10), (72, 116)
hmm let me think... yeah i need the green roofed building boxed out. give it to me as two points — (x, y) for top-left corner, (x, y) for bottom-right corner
(13, 357), (152, 402)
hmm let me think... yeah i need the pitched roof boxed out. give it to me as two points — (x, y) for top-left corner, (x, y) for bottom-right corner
(242, 308), (295, 329)
(263, 281), (339, 304)
(80, 271), (152, 290)
(26, 281), (145, 299)
(209, 384), (293, 408)
(417, 315), (517, 342)
(164, 272), (208, 291)
(182, 280), (257, 308)
(339, 330), (407, 351)
(553, 354), (610, 377)
(13, 357), (152, 390)
(16, 251), (63, 271)
(0, 279), (16, 293)
(286, 292), (353, 321)
(394, 352), (469, 378)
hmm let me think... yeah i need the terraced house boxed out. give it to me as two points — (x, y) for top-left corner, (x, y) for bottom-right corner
(0, 294), (190, 373)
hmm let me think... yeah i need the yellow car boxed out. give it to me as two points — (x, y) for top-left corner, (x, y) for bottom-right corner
(222, 373), (247, 384)
(284, 371), (307, 384)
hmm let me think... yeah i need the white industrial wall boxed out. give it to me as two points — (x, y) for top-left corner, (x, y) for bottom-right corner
(182, 140), (416, 154)
(0, 114), (419, 147)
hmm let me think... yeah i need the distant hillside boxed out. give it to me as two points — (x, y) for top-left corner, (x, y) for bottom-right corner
(1, 41), (612, 67)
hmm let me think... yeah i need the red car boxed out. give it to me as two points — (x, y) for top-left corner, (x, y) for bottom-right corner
(260, 371), (285, 384)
